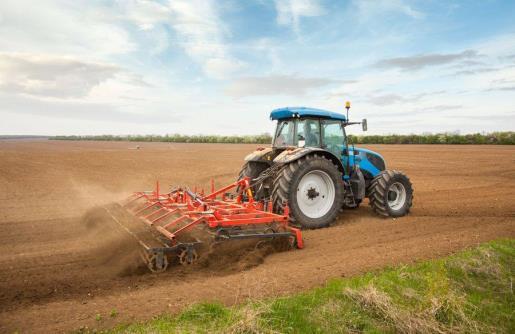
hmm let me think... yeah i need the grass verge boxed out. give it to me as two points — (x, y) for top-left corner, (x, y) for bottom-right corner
(98, 239), (514, 333)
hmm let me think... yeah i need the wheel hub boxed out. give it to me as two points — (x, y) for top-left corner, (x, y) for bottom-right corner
(307, 187), (320, 200)
(387, 182), (407, 211)
(388, 191), (397, 202)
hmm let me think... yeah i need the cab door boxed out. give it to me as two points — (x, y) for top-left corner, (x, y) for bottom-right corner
(321, 119), (345, 156)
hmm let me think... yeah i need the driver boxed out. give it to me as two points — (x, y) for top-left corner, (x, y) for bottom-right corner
(305, 120), (319, 147)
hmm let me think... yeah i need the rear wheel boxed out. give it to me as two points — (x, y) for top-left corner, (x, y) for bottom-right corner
(272, 154), (344, 229)
(368, 170), (413, 217)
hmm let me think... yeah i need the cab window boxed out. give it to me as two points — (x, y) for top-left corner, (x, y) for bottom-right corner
(296, 119), (320, 147)
(274, 120), (295, 147)
(321, 120), (345, 157)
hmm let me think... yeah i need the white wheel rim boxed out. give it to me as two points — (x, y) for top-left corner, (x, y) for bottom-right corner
(387, 182), (406, 210)
(296, 170), (335, 219)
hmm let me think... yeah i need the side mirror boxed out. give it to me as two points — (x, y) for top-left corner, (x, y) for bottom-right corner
(362, 119), (368, 131)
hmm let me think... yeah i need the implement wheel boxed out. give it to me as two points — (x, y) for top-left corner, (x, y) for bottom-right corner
(178, 248), (198, 265)
(146, 252), (169, 273)
(368, 170), (413, 217)
(272, 154), (344, 229)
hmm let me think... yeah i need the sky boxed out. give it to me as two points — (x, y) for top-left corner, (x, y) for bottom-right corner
(0, 0), (514, 136)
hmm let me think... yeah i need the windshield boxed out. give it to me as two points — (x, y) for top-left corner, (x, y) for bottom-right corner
(273, 120), (295, 147)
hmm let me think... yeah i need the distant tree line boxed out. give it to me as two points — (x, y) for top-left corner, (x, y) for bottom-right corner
(50, 131), (514, 145)
(347, 132), (515, 145)
(0, 135), (49, 140)
(50, 133), (273, 144)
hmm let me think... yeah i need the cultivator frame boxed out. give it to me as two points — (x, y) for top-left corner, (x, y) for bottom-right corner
(121, 177), (303, 272)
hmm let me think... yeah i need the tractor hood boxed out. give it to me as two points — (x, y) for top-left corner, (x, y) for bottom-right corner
(347, 147), (386, 178)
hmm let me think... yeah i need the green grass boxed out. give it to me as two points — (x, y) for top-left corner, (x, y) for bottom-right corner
(98, 239), (514, 333)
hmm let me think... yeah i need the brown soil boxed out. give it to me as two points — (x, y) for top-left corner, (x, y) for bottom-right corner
(0, 140), (513, 333)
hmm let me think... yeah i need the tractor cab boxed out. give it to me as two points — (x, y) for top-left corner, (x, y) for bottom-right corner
(270, 106), (367, 161)
(271, 107), (348, 157)
(273, 116), (345, 159)
(269, 106), (384, 180)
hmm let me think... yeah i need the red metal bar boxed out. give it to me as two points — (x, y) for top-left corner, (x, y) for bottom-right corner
(288, 227), (304, 249)
(135, 201), (159, 215)
(151, 208), (180, 224)
(163, 215), (190, 230)
(202, 178), (247, 201)
(123, 193), (146, 207)
(171, 216), (206, 236)
(143, 207), (165, 220)
(156, 226), (176, 240)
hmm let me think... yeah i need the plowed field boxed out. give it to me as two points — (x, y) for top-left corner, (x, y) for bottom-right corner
(0, 140), (513, 333)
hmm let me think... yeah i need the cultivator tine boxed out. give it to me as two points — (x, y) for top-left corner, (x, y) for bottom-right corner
(151, 209), (178, 223)
(122, 193), (145, 207)
(134, 202), (158, 215)
(142, 207), (165, 220)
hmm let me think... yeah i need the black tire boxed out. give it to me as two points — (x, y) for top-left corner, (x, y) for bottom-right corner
(368, 170), (413, 217)
(237, 161), (269, 199)
(271, 154), (345, 229)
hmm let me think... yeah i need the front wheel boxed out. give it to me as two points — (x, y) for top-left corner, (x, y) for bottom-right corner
(368, 170), (413, 217)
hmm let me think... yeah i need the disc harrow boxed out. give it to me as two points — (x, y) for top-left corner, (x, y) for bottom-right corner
(121, 177), (303, 273)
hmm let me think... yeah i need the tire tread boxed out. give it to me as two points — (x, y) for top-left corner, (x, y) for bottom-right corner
(368, 170), (413, 218)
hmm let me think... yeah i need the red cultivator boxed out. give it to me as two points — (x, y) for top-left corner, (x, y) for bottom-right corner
(121, 177), (303, 272)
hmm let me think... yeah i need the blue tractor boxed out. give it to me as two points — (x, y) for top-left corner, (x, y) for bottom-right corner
(238, 104), (413, 229)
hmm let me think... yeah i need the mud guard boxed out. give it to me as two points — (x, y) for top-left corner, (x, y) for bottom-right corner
(273, 147), (345, 174)
(243, 147), (274, 164)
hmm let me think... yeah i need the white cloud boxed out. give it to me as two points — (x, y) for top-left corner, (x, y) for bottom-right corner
(0, 53), (120, 99)
(0, 1), (135, 57)
(0, 92), (178, 124)
(274, 0), (326, 34)
(249, 38), (283, 72)
(119, 0), (171, 31)
(226, 74), (338, 97)
(474, 32), (515, 59)
(375, 50), (481, 71)
(353, 0), (424, 20)
(168, 0), (244, 79)
(204, 58), (245, 79)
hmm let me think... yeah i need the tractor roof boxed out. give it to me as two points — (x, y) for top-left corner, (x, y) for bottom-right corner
(270, 107), (347, 121)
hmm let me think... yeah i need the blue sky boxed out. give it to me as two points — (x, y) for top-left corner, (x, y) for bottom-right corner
(0, 0), (514, 135)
